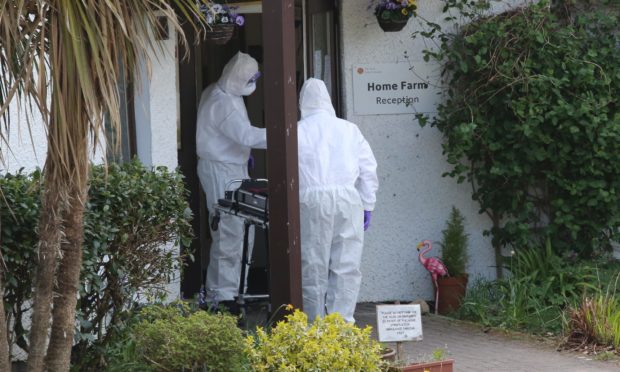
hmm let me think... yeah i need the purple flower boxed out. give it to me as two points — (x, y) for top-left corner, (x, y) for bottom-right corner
(401, 0), (408, 6)
(235, 15), (245, 27)
(385, 2), (397, 10)
(221, 16), (229, 23)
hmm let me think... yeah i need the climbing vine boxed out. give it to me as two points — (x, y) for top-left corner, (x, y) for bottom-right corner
(416, 0), (620, 265)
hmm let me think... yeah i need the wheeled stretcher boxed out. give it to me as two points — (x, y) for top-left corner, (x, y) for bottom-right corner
(212, 179), (270, 324)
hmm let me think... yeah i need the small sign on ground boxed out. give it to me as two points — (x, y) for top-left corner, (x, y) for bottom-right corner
(376, 304), (423, 342)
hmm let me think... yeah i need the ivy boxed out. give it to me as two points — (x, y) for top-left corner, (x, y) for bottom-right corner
(416, 0), (620, 259)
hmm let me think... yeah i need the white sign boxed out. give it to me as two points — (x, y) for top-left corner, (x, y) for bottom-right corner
(376, 304), (423, 342)
(352, 62), (442, 115)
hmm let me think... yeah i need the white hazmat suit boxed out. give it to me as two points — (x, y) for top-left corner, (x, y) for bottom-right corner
(196, 51), (266, 304)
(297, 78), (379, 323)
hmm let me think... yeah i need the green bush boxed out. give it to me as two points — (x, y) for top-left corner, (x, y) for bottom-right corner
(440, 206), (469, 277)
(455, 240), (597, 334)
(0, 170), (41, 352)
(246, 309), (384, 371)
(0, 160), (193, 366)
(419, 0), (620, 257)
(127, 302), (247, 371)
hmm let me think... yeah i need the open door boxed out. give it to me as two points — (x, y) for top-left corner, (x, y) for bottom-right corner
(177, 1), (306, 299)
(306, 0), (340, 114)
(178, 0), (340, 299)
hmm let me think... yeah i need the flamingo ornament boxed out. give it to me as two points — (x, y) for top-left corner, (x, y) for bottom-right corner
(416, 240), (449, 314)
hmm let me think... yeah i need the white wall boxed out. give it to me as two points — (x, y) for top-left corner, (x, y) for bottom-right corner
(339, 0), (527, 302)
(133, 20), (182, 300)
(1, 103), (106, 173)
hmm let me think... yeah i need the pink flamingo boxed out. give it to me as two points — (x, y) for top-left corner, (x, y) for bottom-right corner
(416, 240), (449, 314)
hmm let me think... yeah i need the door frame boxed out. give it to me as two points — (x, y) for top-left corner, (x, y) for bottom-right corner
(305, 0), (341, 115)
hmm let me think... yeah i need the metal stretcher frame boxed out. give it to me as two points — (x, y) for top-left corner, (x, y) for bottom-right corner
(213, 202), (270, 324)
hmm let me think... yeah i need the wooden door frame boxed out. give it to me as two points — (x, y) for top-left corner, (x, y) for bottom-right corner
(177, 22), (205, 298)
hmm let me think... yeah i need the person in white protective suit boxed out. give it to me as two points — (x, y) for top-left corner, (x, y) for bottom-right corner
(196, 51), (266, 309)
(297, 78), (379, 323)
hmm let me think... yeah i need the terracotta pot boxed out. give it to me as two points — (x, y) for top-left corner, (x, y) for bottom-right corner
(376, 15), (408, 32)
(394, 359), (454, 372)
(436, 275), (468, 315)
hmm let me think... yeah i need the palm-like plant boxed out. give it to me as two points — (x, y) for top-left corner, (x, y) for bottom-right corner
(0, 1), (209, 370)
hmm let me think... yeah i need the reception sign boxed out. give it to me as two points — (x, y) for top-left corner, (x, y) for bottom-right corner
(352, 62), (442, 115)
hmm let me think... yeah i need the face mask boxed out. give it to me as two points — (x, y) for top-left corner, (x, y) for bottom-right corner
(240, 81), (256, 96)
(248, 71), (262, 84)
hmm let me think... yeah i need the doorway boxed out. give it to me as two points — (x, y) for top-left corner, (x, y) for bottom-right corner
(177, 0), (340, 298)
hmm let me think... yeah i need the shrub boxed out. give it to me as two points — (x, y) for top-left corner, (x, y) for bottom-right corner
(0, 160), (193, 366)
(440, 206), (469, 277)
(0, 170), (41, 353)
(128, 302), (247, 371)
(246, 309), (384, 371)
(76, 160), (193, 353)
(419, 0), (620, 258)
(455, 240), (597, 334)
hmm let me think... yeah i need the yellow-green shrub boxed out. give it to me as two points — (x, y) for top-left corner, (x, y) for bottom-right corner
(246, 309), (384, 371)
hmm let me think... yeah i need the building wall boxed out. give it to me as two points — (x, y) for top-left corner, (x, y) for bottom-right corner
(339, 0), (525, 302)
(133, 22), (182, 300)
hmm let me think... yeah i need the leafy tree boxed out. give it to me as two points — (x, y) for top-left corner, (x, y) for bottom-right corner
(417, 0), (620, 272)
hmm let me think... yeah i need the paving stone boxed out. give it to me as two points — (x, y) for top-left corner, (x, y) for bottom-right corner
(355, 302), (620, 372)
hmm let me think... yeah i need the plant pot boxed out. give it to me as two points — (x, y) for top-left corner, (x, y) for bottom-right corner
(436, 274), (468, 315)
(376, 15), (409, 32)
(204, 24), (235, 45)
(390, 359), (454, 372)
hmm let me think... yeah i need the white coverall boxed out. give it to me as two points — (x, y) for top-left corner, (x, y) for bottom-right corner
(297, 78), (379, 323)
(196, 51), (267, 303)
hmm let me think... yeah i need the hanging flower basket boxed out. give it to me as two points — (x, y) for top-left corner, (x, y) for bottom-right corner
(377, 15), (409, 32)
(200, 2), (245, 45)
(372, 0), (416, 32)
(204, 23), (236, 45)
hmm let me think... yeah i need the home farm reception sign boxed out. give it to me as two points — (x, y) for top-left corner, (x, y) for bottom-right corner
(352, 62), (441, 115)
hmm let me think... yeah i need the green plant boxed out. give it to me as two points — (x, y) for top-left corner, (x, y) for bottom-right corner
(440, 206), (469, 277)
(128, 302), (247, 371)
(566, 275), (620, 350)
(372, 0), (418, 21)
(76, 160), (193, 349)
(431, 347), (448, 361)
(509, 238), (597, 303)
(416, 0), (620, 262)
(0, 160), (194, 368)
(455, 239), (598, 334)
(246, 308), (384, 371)
(0, 170), (41, 353)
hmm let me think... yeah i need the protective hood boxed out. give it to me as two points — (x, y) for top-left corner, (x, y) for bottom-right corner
(299, 78), (336, 119)
(218, 51), (259, 96)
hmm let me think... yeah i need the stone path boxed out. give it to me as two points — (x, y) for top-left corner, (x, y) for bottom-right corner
(355, 302), (620, 372)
